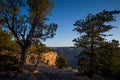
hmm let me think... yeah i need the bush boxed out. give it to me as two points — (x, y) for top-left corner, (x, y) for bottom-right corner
(0, 52), (19, 71)
(56, 55), (68, 69)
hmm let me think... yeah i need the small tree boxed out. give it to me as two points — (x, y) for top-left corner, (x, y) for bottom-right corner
(0, 0), (57, 71)
(56, 55), (68, 69)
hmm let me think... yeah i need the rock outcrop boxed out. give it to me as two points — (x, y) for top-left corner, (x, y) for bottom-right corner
(26, 51), (58, 66)
(40, 51), (58, 66)
(26, 53), (38, 64)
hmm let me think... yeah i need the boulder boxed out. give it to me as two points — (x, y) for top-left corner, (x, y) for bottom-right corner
(21, 68), (29, 73)
(33, 67), (39, 74)
(62, 67), (72, 71)
(71, 69), (78, 73)
(65, 67), (72, 71)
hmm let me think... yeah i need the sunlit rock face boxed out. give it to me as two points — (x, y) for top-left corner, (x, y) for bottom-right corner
(40, 52), (58, 66)
(25, 51), (58, 66)
(26, 53), (38, 64)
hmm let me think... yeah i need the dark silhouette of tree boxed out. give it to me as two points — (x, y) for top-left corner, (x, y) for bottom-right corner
(0, 0), (58, 71)
(73, 10), (120, 75)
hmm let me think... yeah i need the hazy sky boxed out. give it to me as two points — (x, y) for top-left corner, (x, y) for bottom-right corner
(43, 0), (120, 47)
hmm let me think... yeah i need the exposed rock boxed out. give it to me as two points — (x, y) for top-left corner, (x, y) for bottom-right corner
(21, 68), (30, 73)
(25, 51), (58, 66)
(62, 67), (72, 71)
(26, 53), (38, 64)
(92, 74), (106, 80)
(71, 69), (78, 73)
(61, 67), (79, 73)
(40, 51), (58, 66)
(33, 67), (39, 74)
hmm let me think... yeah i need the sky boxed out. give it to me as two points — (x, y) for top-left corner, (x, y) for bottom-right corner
(43, 0), (120, 47)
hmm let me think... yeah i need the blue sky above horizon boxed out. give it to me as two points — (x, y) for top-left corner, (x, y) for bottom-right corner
(43, 0), (120, 47)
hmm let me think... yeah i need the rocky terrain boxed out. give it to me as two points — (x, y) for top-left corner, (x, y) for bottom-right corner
(0, 64), (106, 80)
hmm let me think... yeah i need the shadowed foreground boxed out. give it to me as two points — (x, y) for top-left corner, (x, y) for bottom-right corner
(0, 64), (94, 80)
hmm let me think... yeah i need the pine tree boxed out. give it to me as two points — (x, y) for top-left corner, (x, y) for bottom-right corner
(73, 10), (120, 75)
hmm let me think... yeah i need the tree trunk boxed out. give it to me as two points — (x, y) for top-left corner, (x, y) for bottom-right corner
(18, 47), (27, 72)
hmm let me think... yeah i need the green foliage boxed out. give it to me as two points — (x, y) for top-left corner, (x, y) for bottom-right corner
(28, 43), (38, 54)
(0, 27), (19, 52)
(56, 55), (68, 69)
(0, 27), (20, 52)
(73, 10), (120, 77)
(36, 42), (52, 54)
(28, 41), (52, 54)
(73, 10), (120, 49)
(0, 27), (20, 71)
(98, 40), (120, 76)
(27, 0), (54, 18)
(0, 52), (19, 71)
(78, 39), (120, 79)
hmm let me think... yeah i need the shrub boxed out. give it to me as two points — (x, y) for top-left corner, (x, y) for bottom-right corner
(0, 52), (19, 71)
(56, 55), (68, 69)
